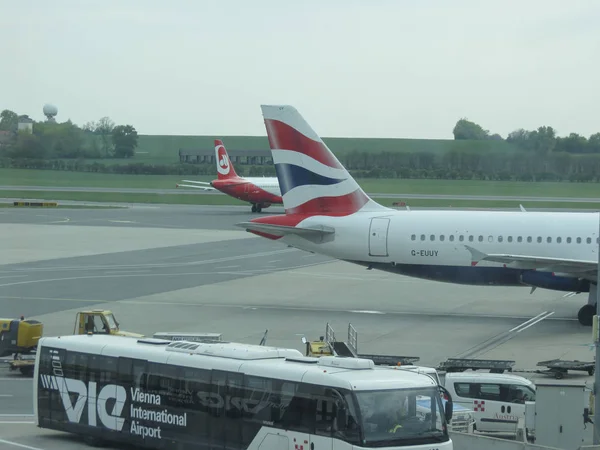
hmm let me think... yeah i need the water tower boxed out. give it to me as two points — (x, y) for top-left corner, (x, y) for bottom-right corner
(43, 104), (58, 122)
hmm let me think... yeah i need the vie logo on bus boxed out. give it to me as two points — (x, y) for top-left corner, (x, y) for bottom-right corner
(44, 351), (187, 440)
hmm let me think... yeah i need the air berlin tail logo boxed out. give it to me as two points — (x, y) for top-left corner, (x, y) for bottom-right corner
(216, 145), (230, 175)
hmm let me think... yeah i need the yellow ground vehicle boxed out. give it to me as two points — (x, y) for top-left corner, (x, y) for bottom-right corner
(5, 310), (142, 376)
(303, 323), (420, 366)
(74, 309), (143, 338)
(0, 318), (43, 358)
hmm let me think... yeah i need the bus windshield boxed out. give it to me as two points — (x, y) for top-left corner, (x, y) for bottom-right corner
(354, 387), (449, 447)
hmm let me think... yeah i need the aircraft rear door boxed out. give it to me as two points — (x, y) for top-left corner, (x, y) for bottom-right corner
(369, 217), (390, 257)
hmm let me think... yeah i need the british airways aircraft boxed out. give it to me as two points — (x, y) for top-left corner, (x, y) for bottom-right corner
(237, 105), (600, 326)
(176, 139), (282, 212)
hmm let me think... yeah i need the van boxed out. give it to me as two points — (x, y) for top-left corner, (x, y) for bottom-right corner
(395, 365), (475, 433)
(444, 372), (536, 434)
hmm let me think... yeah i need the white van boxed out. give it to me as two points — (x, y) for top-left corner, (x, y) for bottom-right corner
(444, 372), (536, 434)
(396, 365), (475, 433)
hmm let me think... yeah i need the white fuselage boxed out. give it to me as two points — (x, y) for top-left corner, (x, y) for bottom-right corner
(242, 177), (281, 197)
(281, 210), (599, 288)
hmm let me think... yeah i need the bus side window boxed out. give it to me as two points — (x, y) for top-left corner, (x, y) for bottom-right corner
(279, 382), (316, 433)
(315, 388), (337, 437)
(117, 357), (133, 385)
(65, 351), (88, 381)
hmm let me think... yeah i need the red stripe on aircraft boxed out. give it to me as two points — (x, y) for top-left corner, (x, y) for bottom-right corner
(264, 119), (344, 170)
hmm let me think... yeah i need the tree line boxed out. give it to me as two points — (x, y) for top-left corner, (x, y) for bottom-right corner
(3, 107), (600, 182)
(0, 109), (139, 160)
(453, 118), (600, 154)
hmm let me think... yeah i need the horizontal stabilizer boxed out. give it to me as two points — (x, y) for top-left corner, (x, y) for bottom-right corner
(182, 180), (211, 185)
(176, 183), (215, 191)
(464, 244), (597, 275)
(236, 221), (335, 238)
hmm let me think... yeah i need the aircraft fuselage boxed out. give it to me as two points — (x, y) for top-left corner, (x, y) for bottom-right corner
(278, 209), (598, 291)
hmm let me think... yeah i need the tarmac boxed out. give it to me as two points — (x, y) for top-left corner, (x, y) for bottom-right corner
(3, 184), (600, 203)
(0, 203), (596, 449)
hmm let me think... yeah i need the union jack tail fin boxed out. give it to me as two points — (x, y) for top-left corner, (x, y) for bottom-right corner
(261, 105), (388, 216)
(214, 139), (239, 180)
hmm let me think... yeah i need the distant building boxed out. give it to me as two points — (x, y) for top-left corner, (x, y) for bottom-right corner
(179, 148), (272, 165)
(17, 115), (33, 133)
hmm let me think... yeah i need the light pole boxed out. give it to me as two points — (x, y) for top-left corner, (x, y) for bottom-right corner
(594, 211), (600, 444)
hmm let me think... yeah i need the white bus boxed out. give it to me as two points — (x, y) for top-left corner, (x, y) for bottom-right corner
(34, 334), (454, 449)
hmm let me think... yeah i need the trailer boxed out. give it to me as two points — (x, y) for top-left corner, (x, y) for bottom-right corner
(437, 357), (516, 374)
(536, 359), (595, 379)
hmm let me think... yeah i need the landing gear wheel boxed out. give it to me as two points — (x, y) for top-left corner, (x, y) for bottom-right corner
(578, 303), (596, 326)
(256, 205), (262, 213)
(251, 204), (257, 213)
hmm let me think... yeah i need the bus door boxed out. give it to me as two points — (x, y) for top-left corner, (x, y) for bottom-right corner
(310, 387), (336, 450)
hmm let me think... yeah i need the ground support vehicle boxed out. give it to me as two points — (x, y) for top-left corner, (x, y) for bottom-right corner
(303, 323), (420, 366)
(536, 359), (595, 379)
(34, 334), (455, 449)
(0, 317), (43, 375)
(5, 310), (141, 376)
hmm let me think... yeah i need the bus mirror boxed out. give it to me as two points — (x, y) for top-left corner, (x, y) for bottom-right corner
(444, 400), (453, 423)
(301, 336), (307, 344)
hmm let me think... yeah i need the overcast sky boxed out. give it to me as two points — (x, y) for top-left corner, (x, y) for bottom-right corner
(2, 0), (599, 139)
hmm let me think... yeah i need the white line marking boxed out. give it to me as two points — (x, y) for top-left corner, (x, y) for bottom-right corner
(109, 220), (136, 223)
(0, 438), (45, 450)
(215, 265), (240, 269)
(0, 275), (28, 280)
(0, 421), (35, 424)
(5, 248), (297, 273)
(267, 260), (281, 264)
(0, 379), (33, 382)
(348, 310), (386, 315)
(0, 414), (35, 416)
(0, 394), (13, 397)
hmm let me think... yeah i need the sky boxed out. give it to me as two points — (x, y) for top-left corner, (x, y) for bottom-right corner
(1, 0), (599, 139)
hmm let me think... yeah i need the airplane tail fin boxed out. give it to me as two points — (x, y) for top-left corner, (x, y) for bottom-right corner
(260, 105), (388, 216)
(215, 139), (239, 180)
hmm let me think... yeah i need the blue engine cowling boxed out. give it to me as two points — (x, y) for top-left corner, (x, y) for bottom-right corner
(520, 271), (590, 292)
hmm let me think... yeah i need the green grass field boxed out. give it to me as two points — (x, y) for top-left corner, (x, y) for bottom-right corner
(126, 135), (519, 165)
(2, 189), (600, 210)
(2, 168), (600, 198)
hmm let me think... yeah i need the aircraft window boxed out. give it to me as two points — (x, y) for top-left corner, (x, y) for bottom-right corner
(577, 237), (582, 244)
(440, 235), (445, 242)
(507, 236), (512, 242)
(478, 236), (483, 242)
(488, 236), (493, 242)
(430, 235), (435, 241)
(557, 237), (562, 243)
(411, 234), (416, 241)
(469, 236), (474, 242)
(498, 236), (503, 243)
(567, 237), (572, 243)
(547, 237), (552, 243)
(537, 237), (542, 243)
(517, 236), (522, 243)
(449, 235), (455, 242)
(459, 235), (464, 242)
(421, 234), (425, 241)
(527, 237), (532, 243)
(587, 238), (592, 244)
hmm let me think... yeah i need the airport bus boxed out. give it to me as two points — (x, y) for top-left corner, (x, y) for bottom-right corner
(33, 334), (454, 449)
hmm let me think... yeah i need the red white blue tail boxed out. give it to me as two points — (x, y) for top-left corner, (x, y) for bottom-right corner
(261, 105), (387, 216)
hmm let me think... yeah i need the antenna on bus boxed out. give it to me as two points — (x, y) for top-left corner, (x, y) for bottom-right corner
(259, 329), (268, 346)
